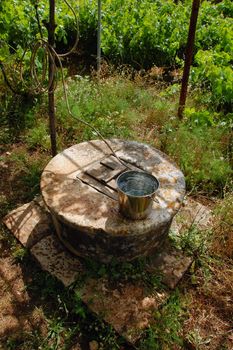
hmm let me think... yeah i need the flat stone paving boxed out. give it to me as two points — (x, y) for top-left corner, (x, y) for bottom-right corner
(3, 196), (212, 344)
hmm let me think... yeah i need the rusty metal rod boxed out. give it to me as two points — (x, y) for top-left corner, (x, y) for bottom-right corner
(48, 0), (57, 156)
(97, 0), (102, 73)
(178, 0), (200, 119)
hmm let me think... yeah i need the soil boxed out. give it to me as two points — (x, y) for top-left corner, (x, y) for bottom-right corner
(0, 143), (232, 350)
(0, 255), (47, 345)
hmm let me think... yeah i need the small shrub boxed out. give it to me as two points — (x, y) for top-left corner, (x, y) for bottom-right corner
(25, 123), (51, 150)
(170, 225), (212, 257)
(191, 50), (233, 111)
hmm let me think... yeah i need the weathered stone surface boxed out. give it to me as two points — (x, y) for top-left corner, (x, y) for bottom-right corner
(3, 197), (209, 344)
(80, 278), (168, 344)
(147, 241), (192, 289)
(171, 197), (213, 234)
(53, 214), (172, 263)
(3, 198), (207, 289)
(3, 197), (52, 248)
(41, 140), (186, 261)
(31, 234), (83, 287)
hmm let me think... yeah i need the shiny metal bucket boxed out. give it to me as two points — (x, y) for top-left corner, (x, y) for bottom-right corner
(116, 170), (159, 220)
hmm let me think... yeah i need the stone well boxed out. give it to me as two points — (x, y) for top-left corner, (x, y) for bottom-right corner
(41, 139), (185, 262)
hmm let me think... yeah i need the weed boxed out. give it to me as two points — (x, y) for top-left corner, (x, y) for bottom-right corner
(139, 290), (186, 349)
(169, 225), (214, 286)
(55, 76), (148, 143)
(27, 271), (66, 302)
(25, 269), (124, 349)
(186, 328), (212, 349)
(82, 317), (121, 350)
(170, 225), (213, 257)
(46, 317), (64, 350)
(0, 195), (13, 218)
(5, 330), (44, 350)
(25, 123), (51, 151)
(73, 290), (87, 319)
(55, 75), (232, 197)
(81, 256), (164, 290)
(12, 246), (30, 262)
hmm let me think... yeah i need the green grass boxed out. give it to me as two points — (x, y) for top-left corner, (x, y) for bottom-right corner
(2, 73), (231, 196)
(8, 149), (49, 201)
(55, 75), (143, 144)
(139, 290), (186, 350)
(23, 269), (124, 350)
(0, 71), (232, 350)
(164, 123), (232, 195)
(55, 75), (232, 196)
(79, 256), (164, 290)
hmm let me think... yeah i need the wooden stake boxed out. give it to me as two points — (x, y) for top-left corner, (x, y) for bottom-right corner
(178, 0), (200, 119)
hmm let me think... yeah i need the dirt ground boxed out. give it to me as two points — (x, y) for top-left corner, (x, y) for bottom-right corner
(0, 255), (47, 345)
(0, 146), (232, 350)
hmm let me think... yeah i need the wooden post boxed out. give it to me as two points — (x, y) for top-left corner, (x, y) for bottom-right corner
(178, 0), (200, 119)
(47, 0), (57, 156)
(97, 0), (101, 73)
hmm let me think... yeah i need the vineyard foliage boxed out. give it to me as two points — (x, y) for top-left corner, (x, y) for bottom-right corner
(0, 0), (232, 110)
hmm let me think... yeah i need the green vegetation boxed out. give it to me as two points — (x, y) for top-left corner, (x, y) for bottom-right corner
(8, 149), (49, 200)
(79, 255), (164, 290)
(2, 74), (228, 195)
(212, 193), (233, 259)
(0, 0), (232, 349)
(139, 291), (186, 350)
(55, 76), (232, 195)
(1, 0), (232, 111)
(1, 72), (232, 348)
(164, 121), (232, 194)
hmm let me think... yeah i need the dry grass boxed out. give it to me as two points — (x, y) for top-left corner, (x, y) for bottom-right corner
(182, 258), (233, 350)
(183, 290), (232, 350)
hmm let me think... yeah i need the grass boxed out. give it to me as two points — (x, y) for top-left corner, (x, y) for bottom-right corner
(0, 71), (232, 350)
(23, 269), (125, 350)
(139, 290), (186, 350)
(164, 123), (232, 195)
(2, 73), (231, 196)
(55, 75), (232, 195)
(3, 148), (50, 202)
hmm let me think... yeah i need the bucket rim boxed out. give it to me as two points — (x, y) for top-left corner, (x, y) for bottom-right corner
(116, 170), (159, 198)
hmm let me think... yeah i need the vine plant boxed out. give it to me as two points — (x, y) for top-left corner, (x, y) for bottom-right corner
(0, 0), (79, 156)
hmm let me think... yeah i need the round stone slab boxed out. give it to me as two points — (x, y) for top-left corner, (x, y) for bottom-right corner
(41, 139), (185, 262)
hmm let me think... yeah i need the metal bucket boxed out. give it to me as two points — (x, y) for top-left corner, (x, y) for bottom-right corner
(116, 170), (159, 220)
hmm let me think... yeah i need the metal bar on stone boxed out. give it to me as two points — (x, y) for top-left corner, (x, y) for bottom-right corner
(178, 0), (200, 119)
(48, 0), (57, 156)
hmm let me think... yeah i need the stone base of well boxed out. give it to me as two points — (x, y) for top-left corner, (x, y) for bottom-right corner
(3, 197), (212, 344)
(41, 140), (186, 262)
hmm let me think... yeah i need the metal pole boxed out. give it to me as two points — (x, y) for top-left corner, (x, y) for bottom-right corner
(97, 0), (101, 73)
(48, 0), (57, 156)
(178, 0), (200, 119)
